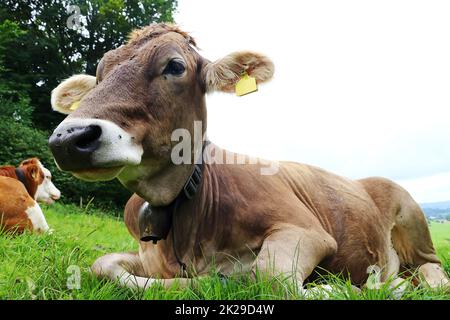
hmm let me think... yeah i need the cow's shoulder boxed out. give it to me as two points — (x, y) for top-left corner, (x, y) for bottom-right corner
(0, 176), (35, 213)
(0, 176), (31, 199)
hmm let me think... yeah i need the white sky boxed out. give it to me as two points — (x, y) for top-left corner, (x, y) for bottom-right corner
(174, 0), (450, 203)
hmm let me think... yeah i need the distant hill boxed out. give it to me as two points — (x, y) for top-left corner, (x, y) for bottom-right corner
(420, 200), (450, 220)
(421, 200), (450, 210)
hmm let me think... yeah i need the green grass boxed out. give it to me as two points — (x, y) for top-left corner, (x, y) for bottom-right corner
(429, 221), (450, 272)
(0, 203), (449, 300)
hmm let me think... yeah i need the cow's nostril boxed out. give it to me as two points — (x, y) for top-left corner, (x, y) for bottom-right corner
(49, 123), (106, 171)
(75, 125), (102, 151)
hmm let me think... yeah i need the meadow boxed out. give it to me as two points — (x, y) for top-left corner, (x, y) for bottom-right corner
(0, 203), (448, 300)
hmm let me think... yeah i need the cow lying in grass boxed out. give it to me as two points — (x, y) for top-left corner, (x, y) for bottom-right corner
(49, 23), (448, 293)
(0, 158), (60, 233)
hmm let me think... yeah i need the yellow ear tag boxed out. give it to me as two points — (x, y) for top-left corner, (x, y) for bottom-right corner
(235, 72), (258, 96)
(69, 101), (80, 111)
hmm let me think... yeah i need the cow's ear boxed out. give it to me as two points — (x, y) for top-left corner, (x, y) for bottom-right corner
(202, 51), (274, 93)
(20, 158), (39, 167)
(51, 74), (96, 114)
(28, 165), (40, 182)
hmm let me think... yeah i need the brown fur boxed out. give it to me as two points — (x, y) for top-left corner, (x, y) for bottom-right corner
(0, 158), (45, 233)
(50, 23), (447, 289)
(128, 23), (197, 47)
(0, 158), (44, 199)
(0, 177), (34, 233)
(121, 158), (441, 285)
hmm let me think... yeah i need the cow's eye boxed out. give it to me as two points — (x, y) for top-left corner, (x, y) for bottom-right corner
(163, 59), (186, 76)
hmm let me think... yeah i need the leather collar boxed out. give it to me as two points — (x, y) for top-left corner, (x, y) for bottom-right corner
(138, 141), (208, 276)
(15, 167), (27, 187)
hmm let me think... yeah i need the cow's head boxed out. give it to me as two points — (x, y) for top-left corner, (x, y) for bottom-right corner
(49, 23), (274, 205)
(20, 158), (61, 204)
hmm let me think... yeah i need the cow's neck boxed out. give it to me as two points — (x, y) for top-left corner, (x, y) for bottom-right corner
(0, 166), (16, 179)
(0, 166), (37, 198)
(120, 138), (206, 206)
(156, 160), (212, 275)
(133, 163), (195, 206)
(15, 167), (27, 187)
(135, 143), (209, 275)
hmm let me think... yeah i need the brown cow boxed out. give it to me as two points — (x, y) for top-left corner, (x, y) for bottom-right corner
(48, 23), (448, 292)
(0, 158), (55, 233)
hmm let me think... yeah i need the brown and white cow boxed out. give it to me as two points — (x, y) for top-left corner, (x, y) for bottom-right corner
(48, 23), (448, 291)
(0, 158), (60, 233)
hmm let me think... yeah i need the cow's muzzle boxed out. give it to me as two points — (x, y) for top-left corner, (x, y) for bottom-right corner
(48, 118), (143, 177)
(49, 124), (102, 171)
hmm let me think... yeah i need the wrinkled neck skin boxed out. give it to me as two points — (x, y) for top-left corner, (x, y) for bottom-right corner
(151, 170), (212, 277)
(133, 144), (271, 278)
(137, 159), (219, 277)
(119, 161), (195, 206)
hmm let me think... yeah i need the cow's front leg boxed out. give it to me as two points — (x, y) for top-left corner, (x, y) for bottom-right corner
(252, 223), (337, 292)
(91, 252), (192, 289)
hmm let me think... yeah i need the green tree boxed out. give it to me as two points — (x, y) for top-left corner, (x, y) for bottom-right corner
(0, 0), (177, 129)
(0, 1), (177, 210)
(0, 20), (33, 126)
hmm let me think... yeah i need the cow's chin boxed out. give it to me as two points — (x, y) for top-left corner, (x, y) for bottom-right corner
(72, 166), (124, 182)
(39, 198), (54, 205)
